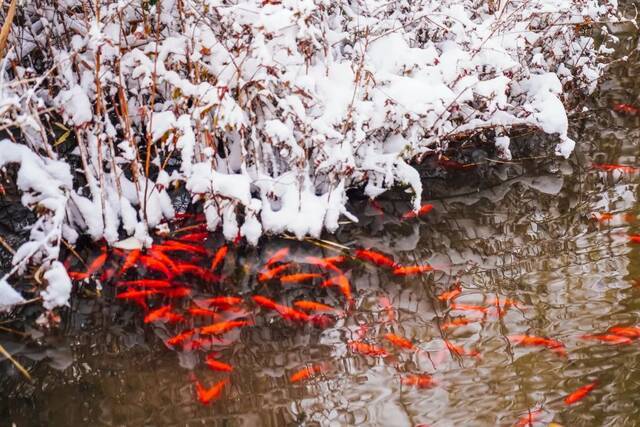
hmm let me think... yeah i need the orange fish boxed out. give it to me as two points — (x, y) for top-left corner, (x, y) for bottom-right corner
(293, 300), (336, 313)
(159, 287), (191, 298)
(258, 263), (292, 282)
(384, 333), (414, 351)
(444, 340), (479, 358)
(205, 355), (233, 372)
(348, 341), (388, 357)
(304, 256), (344, 273)
(392, 265), (433, 276)
(437, 286), (461, 302)
(441, 317), (476, 330)
(266, 248), (289, 267)
(176, 232), (209, 242)
(628, 235), (640, 244)
(116, 289), (160, 300)
(144, 305), (172, 323)
(86, 251), (108, 276)
(580, 334), (632, 345)
(147, 247), (178, 271)
(401, 374), (435, 389)
(515, 407), (542, 427)
(252, 295), (279, 310)
(379, 296), (395, 322)
(592, 163), (639, 173)
(166, 329), (196, 346)
(321, 275), (353, 304)
(116, 279), (172, 288)
(187, 307), (221, 319)
(201, 296), (243, 308)
(354, 249), (396, 268)
(450, 303), (488, 314)
(564, 382), (597, 405)
(68, 271), (89, 280)
(161, 240), (209, 255)
(607, 325), (640, 338)
(290, 364), (325, 383)
(194, 378), (228, 405)
(309, 314), (336, 329)
(120, 249), (141, 273)
(139, 255), (174, 278)
(508, 335), (567, 356)
(613, 103), (640, 114)
(274, 304), (311, 323)
(593, 212), (614, 223)
(210, 245), (228, 271)
(401, 204), (434, 220)
(280, 273), (323, 284)
(199, 320), (251, 336)
(173, 263), (220, 282)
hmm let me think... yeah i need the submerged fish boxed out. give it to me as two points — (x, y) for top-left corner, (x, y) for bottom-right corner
(384, 333), (415, 351)
(293, 300), (337, 313)
(258, 263), (292, 282)
(200, 296), (243, 308)
(607, 325), (640, 338)
(401, 204), (434, 220)
(265, 248), (289, 267)
(199, 320), (251, 336)
(401, 374), (435, 389)
(210, 245), (228, 271)
(354, 249), (396, 268)
(437, 286), (462, 302)
(280, 273), (323, 284)
(348, 341), (388, 357)
(290, 364), (325, 383)
(508, 335), (567, 356)
(205, 355), (233, 372)
(321, 275), (353, 304)
(580, 334), (632, 345)
(592, 163), (639, 173)
(392, 265), (434, 276)
(194, 378), (228, 405)
(564, 382), (597, 405)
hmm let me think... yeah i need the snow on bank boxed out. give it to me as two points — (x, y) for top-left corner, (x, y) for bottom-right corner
(0, 0), (623, 310)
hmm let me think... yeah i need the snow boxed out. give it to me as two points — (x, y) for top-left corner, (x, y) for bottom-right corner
(0, 0), (622, 312)
(41, 261), (72, 310)
(0, 279), (25, 311)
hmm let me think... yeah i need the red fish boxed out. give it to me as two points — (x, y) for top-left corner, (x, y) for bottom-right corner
(166, 329), (196, 346)
(116, 289), (160, 300)
(450, 303), (488, 314)
(144, 306), (171, 323)
(274, 305), (311, 323)
(176, 232), (209, 242)
(437, 286), (461, 302)
(348, 341), (388, 357)
(147, 247), (178, 271)
(120, 249), (141, 273)
(290, 364), (325, 383)
(116, 279), (172, 288)
(210, 245), (228, 271)
(515, 407), (542, 427)
(160, 240), (209, 255)
(86, 251), (108, 276)
(200, 296), (242, 308)
(280, 273), (323, 284)
(304, 256), (344, 273)
(564, 382), (597, 405)
(252, 295), (279, 310)
(293, 300), (336, 313)
(321, 275), (353, 304)
(354, 249), (396, 268)
(401, 374), (435, 389)
(384, 333), (414, 351)
(194, 378), (228, 405)
(607, 325), (640, 338)
(159, 287), (191, 298)
(628, 235), (640, 244)
(68, 271), (90, 280)
(139, 255), (174, 278)
(258, 263), (292, 282)
(266, 248), (289, 267)
(401, 203), (434, 220)
(592, 163), (639, 173)
(580, 334), (632, 345)
(393, 264), (433, 276)
(187, 307), (221, 319)
(173, 263), (220, 282)
(199, 320), (251, 336)
(441, 317), (476, 330)
(444, 340), (480, 358)
(508, 335), (567, 356)
(205, 355), (233, 372)
(613, 103), (640, 114)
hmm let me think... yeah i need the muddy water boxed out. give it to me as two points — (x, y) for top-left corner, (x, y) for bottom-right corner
(2, 22), (640, 427)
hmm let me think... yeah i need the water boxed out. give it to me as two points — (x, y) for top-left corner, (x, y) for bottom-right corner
(2, 19), (640, 427)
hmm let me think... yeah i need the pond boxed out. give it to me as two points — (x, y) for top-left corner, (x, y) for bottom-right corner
(1, 18), (640, 427)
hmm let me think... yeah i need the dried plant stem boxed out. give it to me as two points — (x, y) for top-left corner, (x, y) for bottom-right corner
(0, 343), (32, 382)
(0, 0), (17, 60)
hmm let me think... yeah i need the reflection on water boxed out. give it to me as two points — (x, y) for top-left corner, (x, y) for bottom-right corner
(2, 22), (640, 427)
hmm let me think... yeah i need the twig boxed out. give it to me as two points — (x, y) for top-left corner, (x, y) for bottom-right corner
(0, 0), (17, 60)
(0, 342), (32, 382)
(0, 234), (15, 255)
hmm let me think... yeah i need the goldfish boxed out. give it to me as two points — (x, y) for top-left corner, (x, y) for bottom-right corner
(437, 286), (462, 302)
(173, 263), (220, 282)
(348, 341), (388, 357)
(628, 235), (640, 244)
(392, 265), (434, 276)
(592, 212), (614, 223)
(515, 407), (542, 427)
(280, 273), (323, 284)
(441, 317), (476, 329)
(147, 247), (178, 271)
(138, 255), (174, 278)
(401, 374), (435, 389)
(86, 251), (108, 276)
(304, 256), (344, 273)
(68, 271), (90, 280)
(592, 163), (639, 173)
(293, 300), (336, 313)
(508, 335), (567, 356)
(144, 305), (171, 323)
(201, 296), (243, 308)
(194, 378), (228, 405)
(384, 333), (414, 351)
(120, 249), (141, 273)
(274, 304), (311, 323)
(321, 275), (353, 304)
(166, 329), (196, 346)
(210, 245), (228, 271)
(580, 334), (632, 345)
(450, 303), (489, 314)
(116, 289), (160, 300)
(187, 307), (221, 319)
(401, 204), (434, 220)
(159, 287), (191, 298)
(252, 295), (279, 310)
(290, 364), (325, 383)
(116, 279), (172, 288)
(205, 355), (233, 372)
(613, 103), (640, 114)
(199, 320), (251, 336)
(265, 247), (289, 267)
(444, 340), (480, 358)
(258, 263), (292, 282)
(354, 249), (396, 268)
(379, 296), (396, 322)
(564, 382), (597, 405)
(161, 240), (209, 255)
(607, 325), (640, 338)
(176, 232), (209, 242)
(309, 314), (336, 328)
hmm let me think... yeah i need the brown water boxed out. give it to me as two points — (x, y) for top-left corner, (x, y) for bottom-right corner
(2, 20), (640, 427)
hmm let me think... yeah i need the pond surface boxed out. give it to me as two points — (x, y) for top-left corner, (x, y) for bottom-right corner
(2, 19), (640, 427)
